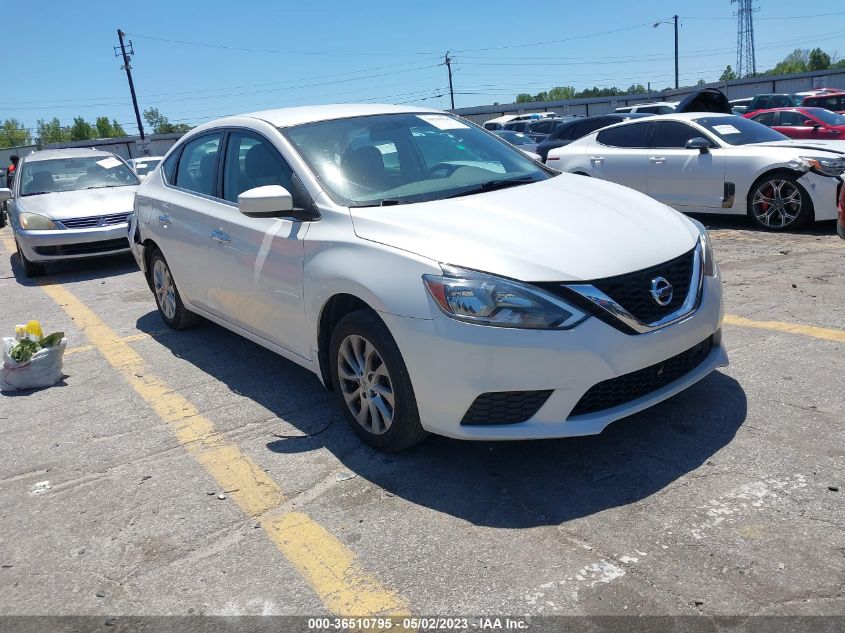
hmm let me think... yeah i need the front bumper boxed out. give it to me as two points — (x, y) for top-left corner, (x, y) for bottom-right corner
(381, 274), (726, 440)
(799, 171), (841, 222)
(15, 224), (131, 263)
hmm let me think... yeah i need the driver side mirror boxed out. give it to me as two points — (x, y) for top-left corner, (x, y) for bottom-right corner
(685, 137), (711, 154)
(238, 185), (294, 218)
(803, 120), (820, 129)
(0, 188), (11, 202)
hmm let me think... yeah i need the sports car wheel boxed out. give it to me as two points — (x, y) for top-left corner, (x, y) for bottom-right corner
(748, 173), (812, 231)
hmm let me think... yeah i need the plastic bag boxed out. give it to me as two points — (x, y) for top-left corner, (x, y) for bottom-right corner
(1, 336), (67, 392)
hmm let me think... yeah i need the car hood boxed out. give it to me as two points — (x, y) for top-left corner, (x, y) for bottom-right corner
(15, 186), (138, 220)
(751, 139), (845, 156)
(349, 175), (700, 282)
(676, 88), (732, 114)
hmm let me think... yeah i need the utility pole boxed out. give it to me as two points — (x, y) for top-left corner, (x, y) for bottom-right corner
(115, 29), (146, 148)
(445, 51), (455, 110)
(673, 15), (679, 90)
(732, 0), (758, 78)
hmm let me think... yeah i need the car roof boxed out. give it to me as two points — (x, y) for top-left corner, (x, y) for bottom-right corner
(226, 104), (446, 129)
(22, 148), (121, 163)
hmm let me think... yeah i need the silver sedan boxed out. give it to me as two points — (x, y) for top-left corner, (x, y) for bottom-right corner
(1, 148), (139, 276)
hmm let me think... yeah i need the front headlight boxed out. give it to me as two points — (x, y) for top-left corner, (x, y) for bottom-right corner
(799, 156), (845, 177)
(691, 220), (717, 277)
(18, 212), (58, 230)
(423, 266), (588, 329)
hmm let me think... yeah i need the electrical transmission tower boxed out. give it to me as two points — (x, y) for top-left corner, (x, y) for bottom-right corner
(732, 0), (758, 78)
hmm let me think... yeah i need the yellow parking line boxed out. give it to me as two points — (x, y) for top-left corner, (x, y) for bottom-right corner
(65, 331), (166, 357)
(0, 236), (408, 616)
(724, 314), (845, 343)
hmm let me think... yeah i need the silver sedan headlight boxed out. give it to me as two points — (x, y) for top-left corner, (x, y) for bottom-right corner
(423, 265), (588, 329)
(18, 212), (59, 230)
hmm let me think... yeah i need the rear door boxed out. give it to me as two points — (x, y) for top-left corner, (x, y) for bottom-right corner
(646, 121), (726, 210)
(588, 122), (652, 192)
(150, 132), (226, 313)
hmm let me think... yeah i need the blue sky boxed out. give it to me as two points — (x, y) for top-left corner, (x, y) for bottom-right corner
(5, 1), (845, 136)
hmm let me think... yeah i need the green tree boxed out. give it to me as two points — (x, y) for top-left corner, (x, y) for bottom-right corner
(95, 116), (115, 138)
(696, 79), (706, 86)
(36, 118), (70, 144)
(625, 84), (647, 94)
(767, 49), (809, 75)
(0, 119), (32, 147)
(69, 116), (96, 141)
(143, 107), (192, 134)
(111, 119), (127, 136)
(515, 93), (533, 104)
(547, 86), (576, 100)
(808, 47), (831, 71)
(720, 65), (737, 81)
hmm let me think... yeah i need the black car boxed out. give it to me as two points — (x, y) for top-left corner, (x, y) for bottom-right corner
(536, 113), (652, 162)
(503, 117), (576, 142)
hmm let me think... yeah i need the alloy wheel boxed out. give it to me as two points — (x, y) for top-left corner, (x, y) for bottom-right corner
(336, 334), (395, 435)
(751, 179), (802, 229)
(153, 259), (177, 320)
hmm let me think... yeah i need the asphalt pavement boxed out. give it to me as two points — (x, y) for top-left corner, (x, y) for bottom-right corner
(0, 217), (842, 622)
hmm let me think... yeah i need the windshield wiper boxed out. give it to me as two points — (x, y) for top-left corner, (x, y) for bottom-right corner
(446, 176), (536, 199)
(350, 199), (414, 208)
(21, 191), (51, 197)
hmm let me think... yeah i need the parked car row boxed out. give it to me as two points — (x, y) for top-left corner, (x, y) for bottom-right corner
(0, 90), (841, 452)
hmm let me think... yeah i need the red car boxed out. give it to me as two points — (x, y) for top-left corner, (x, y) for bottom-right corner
(745, 107), (845, 140)
(801, 90), (845, 114)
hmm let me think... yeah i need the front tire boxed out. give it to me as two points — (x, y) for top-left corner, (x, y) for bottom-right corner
(329, 310), (428, 452)
(149, 249), (199, 330)
(748, 172), (813, 231)
(16, 239), (45, 277)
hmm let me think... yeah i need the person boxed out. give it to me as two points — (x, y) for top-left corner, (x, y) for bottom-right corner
(6, 155), (19, 189)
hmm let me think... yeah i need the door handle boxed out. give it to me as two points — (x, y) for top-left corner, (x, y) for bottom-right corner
(210, 228), (231, 243)
(589, 156), (604, 162)
(649, 156), (666, 163)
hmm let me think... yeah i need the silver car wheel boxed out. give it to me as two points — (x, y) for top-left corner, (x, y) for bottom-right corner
(337, 334), (395, 435)
(752, 179), (802, 228)
(153, 259), (177, 320)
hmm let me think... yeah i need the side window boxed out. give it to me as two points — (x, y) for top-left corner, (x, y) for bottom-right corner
(581, 118), (613, 137)
(175, 134), (222, 197)
(752, 112), (775, 126)
(222, 130), (307, 208)
(161, 148), (181, 184)
(778, 111), (806, 126)
(651, 121), (703, 148)
(596, 122), (651, 148)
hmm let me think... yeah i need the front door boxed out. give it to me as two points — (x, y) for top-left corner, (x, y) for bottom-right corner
(646, 121), (726, 210)
(209, 129), (311, 358)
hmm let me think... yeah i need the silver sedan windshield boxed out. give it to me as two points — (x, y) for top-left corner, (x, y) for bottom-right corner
(283, 113), (551, 207)
(19, 156), (139, 196)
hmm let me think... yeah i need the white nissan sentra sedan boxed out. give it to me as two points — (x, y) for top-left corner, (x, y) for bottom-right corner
(128, 104), (728, 451)
(0, 148), (139, 276)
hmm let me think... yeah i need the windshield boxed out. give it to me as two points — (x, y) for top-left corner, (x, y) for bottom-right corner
(694, 116), (789, 146)
(283, 113), (551, 207)
(132, 159), (161, 176)
(19, 155), (139, 196)
(495, 131), (536, 146)
(808, 108), (845, 125)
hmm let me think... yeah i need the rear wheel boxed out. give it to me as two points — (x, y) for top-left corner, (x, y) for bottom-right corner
(16, 238), (45, 277)
(149, 249), (199, 330)
(329, 310), (428, 452)
(748, 172), (813, 231)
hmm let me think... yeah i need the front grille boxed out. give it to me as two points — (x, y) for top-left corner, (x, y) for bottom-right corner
(60, 212), (131, 229)
(34, 238), (129, 257)
(590, 248), (695, 324)
(569, 336), (713, 417)
(461, 390), (553, 425)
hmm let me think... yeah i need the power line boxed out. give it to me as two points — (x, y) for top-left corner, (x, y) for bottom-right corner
(127, 32), (439, 57)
